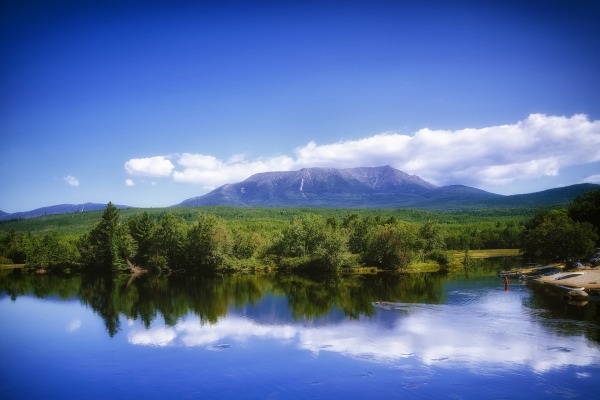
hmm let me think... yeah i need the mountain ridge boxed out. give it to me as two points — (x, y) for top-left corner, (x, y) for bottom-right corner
(0, 203), (131, 221)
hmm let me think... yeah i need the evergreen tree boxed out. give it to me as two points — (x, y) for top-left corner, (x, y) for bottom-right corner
(128, 212), (157, 266)
(151, 213), (186, 270)
(78, 202), (136, 272)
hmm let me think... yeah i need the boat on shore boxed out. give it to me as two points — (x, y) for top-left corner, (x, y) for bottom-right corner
(497, 263), (564, 280)
(553, 272), (585, 281)
(534, 268), (600, 295)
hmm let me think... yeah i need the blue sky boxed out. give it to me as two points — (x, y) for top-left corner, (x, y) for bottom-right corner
(1, 0), (599, 213)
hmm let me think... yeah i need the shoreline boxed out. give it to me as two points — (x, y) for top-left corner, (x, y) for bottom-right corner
(535, 268), (600, 291)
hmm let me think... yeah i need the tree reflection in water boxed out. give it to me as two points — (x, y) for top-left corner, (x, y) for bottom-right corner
(1, 258), (598, 346)
(1, 269), (444, 335)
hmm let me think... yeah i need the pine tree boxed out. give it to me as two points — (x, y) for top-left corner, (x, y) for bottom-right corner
(128, 212), (156, 266)
(78, 202), (135, 272)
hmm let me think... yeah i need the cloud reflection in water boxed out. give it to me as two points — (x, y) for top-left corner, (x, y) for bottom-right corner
(128, 294), (600, 373)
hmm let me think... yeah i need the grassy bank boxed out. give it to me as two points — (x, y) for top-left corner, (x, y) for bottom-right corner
(450, 249), (521, 259)
(0, 264), (25, 270)
(405, 249), (521, 273)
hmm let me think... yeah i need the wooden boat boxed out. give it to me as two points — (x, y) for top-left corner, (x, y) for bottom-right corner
(497, 264), (564, 279)
(497, 271), (525, 279)
(553, 272), (585, 281)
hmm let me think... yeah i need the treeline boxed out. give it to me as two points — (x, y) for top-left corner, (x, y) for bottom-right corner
(0, 230), (79, 267)
(0, 203), (518, 273)
(520, 189), (599, 263)
(1, 188), (598, 272)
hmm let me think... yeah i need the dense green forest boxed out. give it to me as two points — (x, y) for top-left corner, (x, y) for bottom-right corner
(0, 205), (539, 236)
(1, 189), (598, 273)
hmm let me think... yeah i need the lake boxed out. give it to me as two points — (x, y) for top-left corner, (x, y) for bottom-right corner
(1, 260), (599, 399)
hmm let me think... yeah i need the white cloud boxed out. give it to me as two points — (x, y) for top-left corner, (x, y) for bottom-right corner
(582, 174), (600, 184)
(124, 114), (600, 189)
(129, 326), (177, 347)
(66, 319), (82, 333)
(125, 179), (135, 187)
(63, 175), (80, 187)
(124, 156), (174, 177)
(172, 153), (295, 189)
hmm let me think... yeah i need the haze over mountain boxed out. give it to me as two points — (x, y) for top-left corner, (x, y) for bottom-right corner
(177, 166), (595, 209)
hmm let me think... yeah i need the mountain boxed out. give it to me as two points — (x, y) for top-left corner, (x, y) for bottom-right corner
(176, 166), (504, 208)
(3, 169), (597, 220)
(176, 166), (600, 209)
(0, 203), (131, 221)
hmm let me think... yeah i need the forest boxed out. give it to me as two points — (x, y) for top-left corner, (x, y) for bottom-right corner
(1, 189), (598, 274)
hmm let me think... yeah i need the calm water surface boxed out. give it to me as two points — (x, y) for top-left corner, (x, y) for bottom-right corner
(1, 261), (599, 399)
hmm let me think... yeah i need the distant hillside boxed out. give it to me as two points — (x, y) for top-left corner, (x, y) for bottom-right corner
(417, 185), (504, 208)
(482, 183), (600, 208)
(0, 202), (131, 221)
(176, 166), (503, 208)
